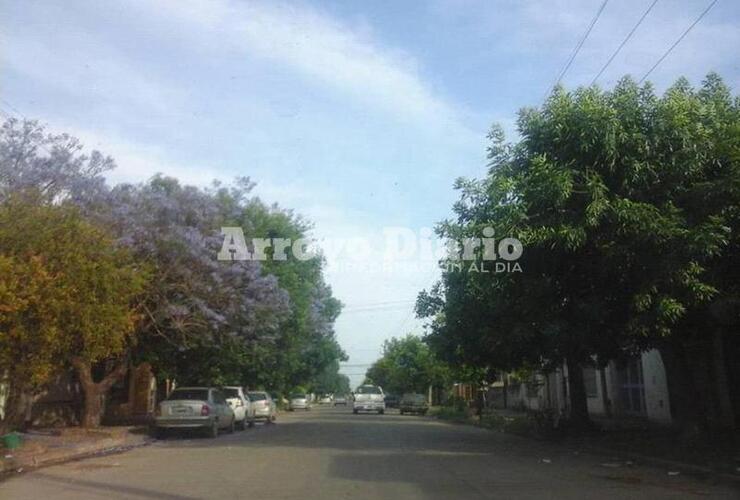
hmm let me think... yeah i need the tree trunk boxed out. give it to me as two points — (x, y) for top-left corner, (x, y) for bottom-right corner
(0, 384), (24, 434)
(711, 328), (735, 430)
(599, 367), (611, 417)
(658, 341), (704, 437)
(565, 357), (591, 428)
(72, 357), (129, 428)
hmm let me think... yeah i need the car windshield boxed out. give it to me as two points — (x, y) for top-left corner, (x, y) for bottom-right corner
(355, 386), (381, 394)
(291, 394), (306, 399)
(168, 389), (208, 401)
(247, 392), (267, 400)
(222, 388), (240, 399)
(403, 394), (425, 402)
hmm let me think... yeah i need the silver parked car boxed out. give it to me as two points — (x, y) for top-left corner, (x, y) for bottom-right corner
(247, 391), (277, 423)
(222, 386), (256, 430)
(289, 393), (311, 411)
(154, 387), (235, 438)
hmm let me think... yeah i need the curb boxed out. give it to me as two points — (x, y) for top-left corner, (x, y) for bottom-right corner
(1, 435), (155, 479)
(579, 445), (740, 486)
(431, 413), (740, 486)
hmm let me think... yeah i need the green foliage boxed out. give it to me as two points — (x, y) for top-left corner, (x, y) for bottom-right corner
(0, 195), (147, 394)
(419, 74), (739, 419)
(365, 335), (450, 394)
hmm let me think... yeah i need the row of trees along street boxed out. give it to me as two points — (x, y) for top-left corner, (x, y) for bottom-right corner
(0, 117), (348, 431)
(416, 74), (739, 435)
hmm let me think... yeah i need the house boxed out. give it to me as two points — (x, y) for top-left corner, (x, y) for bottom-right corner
(485, 349), (672, 424)
(104, 363), (159, 425)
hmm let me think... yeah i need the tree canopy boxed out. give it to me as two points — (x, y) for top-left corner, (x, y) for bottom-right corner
(418, 74), (740, 428)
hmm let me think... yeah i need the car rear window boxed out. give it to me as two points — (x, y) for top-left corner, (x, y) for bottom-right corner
(247, 392), (267, 400)
(168, 389), (208, 401)
(222, 388), (241, 399)
(356, 386), (381, 394)
(291, 394), (306, 399)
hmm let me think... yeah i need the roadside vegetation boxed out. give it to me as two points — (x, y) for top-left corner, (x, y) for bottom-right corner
(416, 74), (739, 435)
(0, 118), (347, 432)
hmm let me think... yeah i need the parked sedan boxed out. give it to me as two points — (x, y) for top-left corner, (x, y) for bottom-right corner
(154, 387), (235, 438)
(333, 395), (348, 406)
(384, 393), (400, 409)
(289, 393), (311, 411)
(247, 391), (277, 423)
(222, 386), (255, 429)
(399, 393), (429, 415)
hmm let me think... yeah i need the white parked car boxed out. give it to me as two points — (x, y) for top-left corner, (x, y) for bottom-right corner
(222, 386), (255, 429)
(319, 394), (333, 404)
(289, 393), (311, 411)
(247, 391), (277, 423)
(334, 395), (348, 406)
(352, 385), (385, 414)
(154, 387), (235, 438)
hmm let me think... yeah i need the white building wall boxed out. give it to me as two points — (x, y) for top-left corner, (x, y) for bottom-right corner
(641, 349), (672, 423)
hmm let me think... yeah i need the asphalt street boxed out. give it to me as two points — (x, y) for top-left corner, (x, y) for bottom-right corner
(1, 406), (737, 499)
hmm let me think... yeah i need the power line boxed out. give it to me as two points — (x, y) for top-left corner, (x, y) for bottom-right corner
(639, 0), (718, 84)
(591, 0), (659, 85)
(0, 99), (54, 156)
(546, 0), (610, 98)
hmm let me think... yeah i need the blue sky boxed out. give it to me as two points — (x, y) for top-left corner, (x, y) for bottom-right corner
(2, 0), (739, 387)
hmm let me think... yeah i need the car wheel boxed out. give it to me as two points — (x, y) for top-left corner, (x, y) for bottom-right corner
(379, 410), (384, 415)
(400, 410), (404, 415)
(237, 418), (246, 430)
(154, 427), (167, 439)
(248, 418), (255, 428)
(228, 418), (236, 433)
(207, 420), (218, 438)
(353, 409), (358, 414)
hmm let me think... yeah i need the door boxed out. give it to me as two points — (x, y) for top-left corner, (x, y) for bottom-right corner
(617, 358), (646, 416)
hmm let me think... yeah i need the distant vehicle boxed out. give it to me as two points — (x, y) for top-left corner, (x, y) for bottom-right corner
(333, 395), (348, 406)
(352, 385), (385, 414)
(154, 387), (235, 438)
(222, 386), (255, 429)
(319, 394), (333, 404)
(384, 393), (400, 408)
(399, 393), (429, 415)
(247, 391), (277, 423)
(289, 393), (311, 411)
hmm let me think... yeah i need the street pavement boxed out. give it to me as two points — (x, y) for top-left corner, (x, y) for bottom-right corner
(1, 406), (737, 499)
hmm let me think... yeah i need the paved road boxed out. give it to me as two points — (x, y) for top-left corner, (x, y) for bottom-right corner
(1, 406), (736, 499)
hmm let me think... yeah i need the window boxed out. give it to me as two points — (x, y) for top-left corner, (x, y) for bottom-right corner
(248, 392), (267, 401)
(167, 389), (208, 401)
(213, 391), (227, 405)
(222, 388), (241, 399)
(356, 386), (381, 394)
(617, 358), (645, 415)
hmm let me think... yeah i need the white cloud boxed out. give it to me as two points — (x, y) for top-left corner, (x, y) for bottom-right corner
(1, 29), (183, 118)
(127, 0), (466, 131)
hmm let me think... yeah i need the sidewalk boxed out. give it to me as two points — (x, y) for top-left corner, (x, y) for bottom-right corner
(1, 426), (153, 476)
(430, 406), (740, 483)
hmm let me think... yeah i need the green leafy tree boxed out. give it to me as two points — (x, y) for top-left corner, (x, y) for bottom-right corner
(365, 335), (449, 395)
(0, 195), (147, 428)
(420, 74), (739, 429)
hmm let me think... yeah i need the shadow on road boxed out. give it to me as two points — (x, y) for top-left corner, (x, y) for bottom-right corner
(28, 472), (198, 500)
